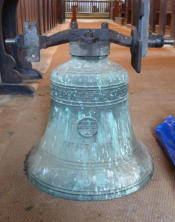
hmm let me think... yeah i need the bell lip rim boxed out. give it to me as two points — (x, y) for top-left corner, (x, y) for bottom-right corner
(25, 165), (153, 201)
(24, 140), (154, 201)
(26, 170), (153, 201)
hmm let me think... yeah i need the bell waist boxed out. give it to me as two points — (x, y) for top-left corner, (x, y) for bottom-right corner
(51, 81), (128, 107)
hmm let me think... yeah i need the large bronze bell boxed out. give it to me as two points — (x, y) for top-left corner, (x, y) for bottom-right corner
(25, 23), (153, 201)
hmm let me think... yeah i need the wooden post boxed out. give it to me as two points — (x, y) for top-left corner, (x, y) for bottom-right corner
(43, 0), (48, 32)
(61, 0), (65, 23)
(171, 0), (175, 39)
(126, 0), (132, 24)
(114, 1), (119, 18)
(37, 0), (44, 34)
(121, 3), (126, 25)
(16, 0), (23, 34)
(71, 5), (77, 23)
(150, 0), (156, 32)
(159, 0), (167, 35)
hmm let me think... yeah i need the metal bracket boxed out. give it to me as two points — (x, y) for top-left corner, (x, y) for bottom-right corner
(23, 22), (40, 63)
(133, 0), (150, 57)
(131, 28), (142, 73)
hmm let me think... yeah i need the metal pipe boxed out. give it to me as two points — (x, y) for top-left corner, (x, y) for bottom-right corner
(164, 39), (175, 45)
(5, 39), (16, 44)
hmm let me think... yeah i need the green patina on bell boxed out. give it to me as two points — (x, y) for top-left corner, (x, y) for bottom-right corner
(25, 25), (153, 201)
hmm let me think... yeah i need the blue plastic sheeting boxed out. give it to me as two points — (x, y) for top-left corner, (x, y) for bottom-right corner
(155, 115), (175, 166)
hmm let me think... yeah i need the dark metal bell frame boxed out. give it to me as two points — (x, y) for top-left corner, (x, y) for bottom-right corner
(0, 0), (42, 96)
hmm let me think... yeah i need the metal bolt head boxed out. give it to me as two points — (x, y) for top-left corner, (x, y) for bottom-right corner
(101, 23), (108, 29)
(71, 22), (78, 29)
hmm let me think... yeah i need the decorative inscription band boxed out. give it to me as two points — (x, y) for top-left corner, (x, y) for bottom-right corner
(51, 81), (128, 107)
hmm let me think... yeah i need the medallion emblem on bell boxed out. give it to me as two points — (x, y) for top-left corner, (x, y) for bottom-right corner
(25, 23), (153, 201)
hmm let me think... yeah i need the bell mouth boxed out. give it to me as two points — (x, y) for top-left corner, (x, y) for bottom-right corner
(25, 139), (153, 201)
